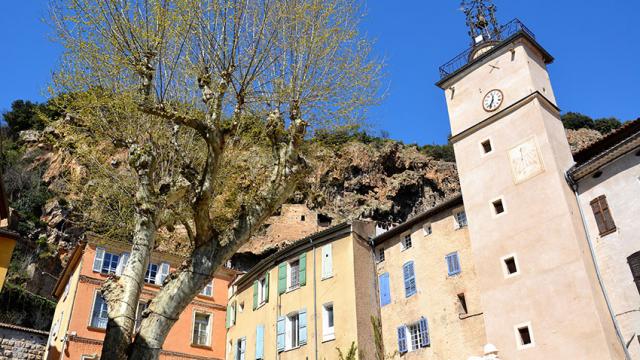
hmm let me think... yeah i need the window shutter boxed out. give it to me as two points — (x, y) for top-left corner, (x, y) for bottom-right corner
(264, 271), (269, 303)
(93, 247), (105, 272)
(397, 325), (407, 353)
(240, 337), (246, 358)
(419, 317), (430, 347)
(256, 325), (265, 359)
(253, 280), (259, 310)
(322, 244), (333, 278)
(226, 304), (231, 328)
(116, 252), (129, 276)
(403, 261), (416, 297)
(234, 339), (239, 360)
(276, 316), (285, 352)
(156, 262), (170, 285)
(278, 263), (287, 294)
(379, 273), (391, 306)
(299, 309), (307, 345)
(590, 195), (616, 235)
(628, 251), (640, 295)
(299, 253), (307, 286)
(446, 253), (461, 275)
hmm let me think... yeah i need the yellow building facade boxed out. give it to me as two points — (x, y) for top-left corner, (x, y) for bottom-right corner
(225, 222), (379, 360)
(373, 195), (487, 359)
(0, 175), (18, 292)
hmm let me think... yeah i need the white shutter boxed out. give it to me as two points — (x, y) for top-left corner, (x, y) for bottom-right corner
(93, 247), (105, 273)
(321, 244), (333, 279)
(157, 262), (170, 285)
(116, 252), (130, 276)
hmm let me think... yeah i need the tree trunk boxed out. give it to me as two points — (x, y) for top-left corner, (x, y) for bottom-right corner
(101, 146), (158, 360)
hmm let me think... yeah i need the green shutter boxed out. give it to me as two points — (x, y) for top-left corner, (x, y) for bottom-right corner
(253, 280), (259, 310)
(226, 304), (231, 328)
(299, 253), (307, 286)
(278, 263), (287, 294)
(264, 271), (270, 302)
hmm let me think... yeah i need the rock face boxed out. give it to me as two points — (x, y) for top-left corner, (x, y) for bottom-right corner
(566, 128), (603, 153)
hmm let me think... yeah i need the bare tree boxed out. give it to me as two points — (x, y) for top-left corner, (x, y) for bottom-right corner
(50, 0), (382, 358)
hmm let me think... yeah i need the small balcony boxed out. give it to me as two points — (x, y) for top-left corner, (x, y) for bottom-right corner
(438, 19), (535, 79)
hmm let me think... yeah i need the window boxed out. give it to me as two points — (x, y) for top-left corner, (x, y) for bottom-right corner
(226, 302), (236, 328)
(454, 210), (467, 229)
(590, 195), (616, 236)
(278, 254), (306, 295)
(321, 244), (333, 279)
(397, 317), (430, 353)
(289, 260), (300, 289)
(235, 337), (246, 360)
(201, 281), (213, 297)
(457, 293), (468, 315)
(502, 254), (520, 277)
(492, 198), (505, 215)
(423, 223), (432, 236)
(134, 302), (148, 332)
(627, 251), (640, 295)
(401, 235), (412, 251)
(90, 292), (108, 329)
(323, 303), (335, 341)
(239, 302), (244, 313)
(192, 312), (211, 346)
(93, 248), (120, 275)
(481, 139), (493, 154)
(515, 322), (534, 349)
(277, 310), (307, 352)
(255, 274), (268, 307)
(377, 247), (385, 263)
(446, 252), (461, 276)
(300, 215), (306, 221)
(379, 272), (391, 306)
(403, 261), (417, 297)
(144, 263), (158, 284)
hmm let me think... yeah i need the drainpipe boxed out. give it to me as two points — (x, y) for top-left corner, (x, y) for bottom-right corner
(565, 173), (631, 359)
(312, 240), (319, 360)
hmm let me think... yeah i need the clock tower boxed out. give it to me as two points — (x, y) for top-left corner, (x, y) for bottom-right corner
(436, 1), (626, 358)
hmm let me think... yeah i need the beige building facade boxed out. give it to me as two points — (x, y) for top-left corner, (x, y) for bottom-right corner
(372, 195), (487, 359)
(225, 222), (378, 360)
(436, 20), (626, 359)
(569, 120), (640, 358)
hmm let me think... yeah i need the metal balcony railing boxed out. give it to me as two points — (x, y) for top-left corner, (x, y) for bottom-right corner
(438, 19), (535, 79)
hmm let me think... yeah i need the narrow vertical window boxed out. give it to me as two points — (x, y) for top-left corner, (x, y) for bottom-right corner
(377, 247), (385, 263)
(492, 198), (505, 215)
(515, 323), (535, 349)
(321, 244), (333, 279)
(401, 235), (412, 251)
(502, 254), (519, 277)
(192, 312), (211, 346)
(481, 139), (492, 154)
(423, 223), (432, 236)
(235, 337), (246, 360)
(403, 261), (417, 297)
(457, 293), (468, 315)
(590, 195), (616, 236)
(454, 210), (468, 229)
(90, 292), (108, 329)
(289, 259), (300, 289)
(322, 303), (335, 341)
(144, 263), (158, 284)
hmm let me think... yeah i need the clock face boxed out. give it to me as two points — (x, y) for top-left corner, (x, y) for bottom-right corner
(482, 89), (503, 112)
(508, 138), (544, 184)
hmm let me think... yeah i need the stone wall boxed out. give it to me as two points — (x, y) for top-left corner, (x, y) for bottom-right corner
(0, 323), (48, 360)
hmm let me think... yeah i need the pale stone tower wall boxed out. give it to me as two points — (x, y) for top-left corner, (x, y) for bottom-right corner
(438, 34), (625, 358)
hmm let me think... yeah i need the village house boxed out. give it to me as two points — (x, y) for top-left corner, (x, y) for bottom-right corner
(567, 119), (640, 358)
(225, 221), (379, 360)
(372, 195), (487, 358)
(44, 237), (236, 360)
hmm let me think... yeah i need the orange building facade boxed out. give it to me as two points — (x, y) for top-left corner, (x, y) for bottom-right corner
(44, 238), (235, 360)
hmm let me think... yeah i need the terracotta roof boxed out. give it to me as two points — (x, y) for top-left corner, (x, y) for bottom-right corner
(372, 194), (464, 246)
(569, 119), (640, 180)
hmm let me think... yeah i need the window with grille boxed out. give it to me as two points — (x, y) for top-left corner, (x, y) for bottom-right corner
(192, 313), (211, 346)
(445, 252), (461, 276)
(377, 248), (385, 262)
(401, 235), (412, 251)
(408, 323), (421, 351)
(289, 260), (300, 289)
(590, 195), (616, 236)
(455, 210), (468, 229)
(403, 261), (417, 297)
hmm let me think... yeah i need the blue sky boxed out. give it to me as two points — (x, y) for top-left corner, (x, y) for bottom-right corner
(1, 1), (639, 144)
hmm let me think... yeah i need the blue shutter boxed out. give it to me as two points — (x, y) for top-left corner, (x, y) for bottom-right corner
(299, 309), (307, 345)
(276, 316), (285, 352)
(379, 273), (391, 306)
(397, 325), (407, 353)
(446, 252), (461, 276)
(403, 261), (416, 297)
(419, 317), (430, 347)
(256, 325), (265, 359)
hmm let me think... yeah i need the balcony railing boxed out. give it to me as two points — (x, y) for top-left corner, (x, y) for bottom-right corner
(438, 19), (535, 79)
